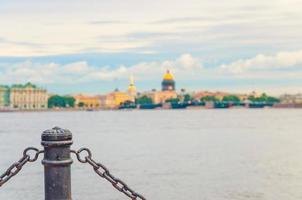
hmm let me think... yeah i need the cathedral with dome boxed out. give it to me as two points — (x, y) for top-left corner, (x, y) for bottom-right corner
(162, 70), (175, 91)
(144, 70), (177, 104)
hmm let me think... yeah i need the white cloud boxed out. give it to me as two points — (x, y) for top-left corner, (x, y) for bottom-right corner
(219, 50), (302, 75)
(0, 0), (301, 56)
(2, 50), (302, 86)
(81, 53), (203, 81)
(0, 54), (203, 84)
(176, 54), (202, 70)
(1, 51), (302, 94)
(63, 61), (90, 74)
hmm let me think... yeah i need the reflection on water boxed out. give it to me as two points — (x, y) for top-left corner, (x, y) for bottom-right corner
(0, 109), (302, 200)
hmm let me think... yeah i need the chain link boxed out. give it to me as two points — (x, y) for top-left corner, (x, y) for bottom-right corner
(71, 148), (146, 200)
(0, 147), (44, 187)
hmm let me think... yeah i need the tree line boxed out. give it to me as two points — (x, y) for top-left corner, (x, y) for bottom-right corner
(48, 95), (76, 108)
(133, 93), (280, 105)
(48, 93), (280, 108)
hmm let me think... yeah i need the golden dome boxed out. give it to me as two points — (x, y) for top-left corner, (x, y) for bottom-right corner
(163, 70), (174, 80)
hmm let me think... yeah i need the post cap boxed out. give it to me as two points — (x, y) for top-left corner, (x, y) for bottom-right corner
(42, 127), (72, 141)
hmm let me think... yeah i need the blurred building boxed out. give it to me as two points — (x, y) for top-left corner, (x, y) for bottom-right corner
(10, 82), (48, 110)
(74, 95), (101, 109)
(280, 93), (302, 104)
(100, 76), (137, 109)
(147, 91), (177, 104)
(249, 91), (262, 98)
(0, 85), (10, 107)
(127, 75), (137, 101)
(161, 70), (175, 91)
(144, 70), (177, 104)
(193, 91), (229, 101)
(100, 90), (133, 109)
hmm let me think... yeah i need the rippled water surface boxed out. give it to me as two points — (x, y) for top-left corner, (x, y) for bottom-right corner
(0, 109), (302, 200)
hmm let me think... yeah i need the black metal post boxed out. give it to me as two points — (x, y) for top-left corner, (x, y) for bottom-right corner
(41, 127), (73, 200)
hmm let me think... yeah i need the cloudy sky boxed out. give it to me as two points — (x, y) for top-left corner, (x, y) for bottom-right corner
(0, 0), (301, 95)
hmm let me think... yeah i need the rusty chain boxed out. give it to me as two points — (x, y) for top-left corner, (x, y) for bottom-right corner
(0, 147), (44, 187)
(71, 148), (146, 200)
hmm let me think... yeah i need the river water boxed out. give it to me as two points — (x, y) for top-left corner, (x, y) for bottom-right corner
(0, 109), (302, 200)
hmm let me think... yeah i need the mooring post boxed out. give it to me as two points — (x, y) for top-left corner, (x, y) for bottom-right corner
(41, 127), (73, 200)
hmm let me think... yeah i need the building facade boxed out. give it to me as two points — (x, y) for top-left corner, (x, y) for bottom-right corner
(143, 70), (177, 104)
(147, 90), (177, 104)
(100, 91), (133, 109)
(74, 95), (101, 109)
(280, 93), (302, 104)
(0, 85), (10, 108)
(10, 83), (48, 110)
(193, 91), (230, 101)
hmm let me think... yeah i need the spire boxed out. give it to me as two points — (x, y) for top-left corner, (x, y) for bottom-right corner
(130, 75), (134, 86)
(128, 75), (137, 97)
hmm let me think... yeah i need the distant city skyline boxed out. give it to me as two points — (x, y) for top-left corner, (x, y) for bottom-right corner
(0, 0), (302, 95)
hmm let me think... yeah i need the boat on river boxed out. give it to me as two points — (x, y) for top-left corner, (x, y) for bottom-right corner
(139, 103), (162, 109)
(171, 103), (188, 109)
